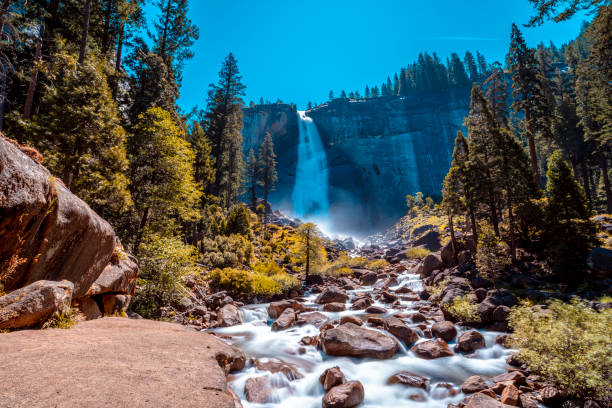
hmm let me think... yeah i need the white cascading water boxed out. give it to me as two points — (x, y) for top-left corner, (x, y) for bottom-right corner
(211, 269), (512, 408)
(291, 111), (330, 221)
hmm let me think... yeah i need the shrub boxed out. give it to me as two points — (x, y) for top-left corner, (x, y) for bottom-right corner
(131, 234), (200, 319)
(225, 204), (251, 236)
(206, 268), (253, 295)
(206, 263), (300, 299)
(43, 307), (77, 329)
(405, 247), (432, 259)
(346, 256), (368, 268)
(427, 277), (451, 301)
(367, 259), (389, 270)
(509, 299), (612, 403)
(200, 234), (253, 268)
(444, 295), (481, 323)
(475, 222), (509, 285)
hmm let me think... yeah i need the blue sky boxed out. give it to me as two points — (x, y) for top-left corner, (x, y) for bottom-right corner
(146, 0), (589, 111)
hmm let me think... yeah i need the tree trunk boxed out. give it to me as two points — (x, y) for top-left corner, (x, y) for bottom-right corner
(79, 0), (92, 64)
(101, 0), (114, 55)
(600, 150), (612, 212)
(485, 168), (500, 236)
(24, 24), (44, 118)
(525, 109), (540, 187)
(448, 210), (457, 264)
(468, 207), (478, 249)
(133, 207), (151, 256)
(507, 196), (516, 263)
(581, 161), (592, 207)
(305, 232), (310, 282)
(263, 181), (269, 225)
(225, 143), (235, 209)
(112, 21), (125, 98)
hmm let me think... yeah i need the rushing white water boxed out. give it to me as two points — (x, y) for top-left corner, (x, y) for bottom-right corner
(211, 270), (513, 408)
(291, 111), (330, 220)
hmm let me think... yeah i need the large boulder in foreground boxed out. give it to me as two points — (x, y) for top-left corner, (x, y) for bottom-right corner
(321, 322), (399, 359)
(0, 280), (74, 329)
(0, 136), (115, 298)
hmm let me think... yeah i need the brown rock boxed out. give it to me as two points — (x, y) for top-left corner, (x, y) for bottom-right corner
(519, 394), (539, 408)
(384, 316), (419, 346)
(360, 271), (378, 285)
(267, 299), (308, 319)
(457, 330), (486, 353)
(315, 286), (349, 304)
(215, 345), (246, 374)
(351, 298), (372, 310)
(271, 307), (296, 331)
(461, 376), (488, 393)
(387, 371), (429, 390)
(87, 249), (138, 296)
(410, 339), (454, 359)
(365, 305), (386, 314)
(0, 280), (73, 329)
(100, 294), (131, 315)
(324, 302), (346, 312)
(0, 136), (115, 298)
(319, 366), (345, 391)
(340, 315), (363, 326)
(244, 376), (272, 403)
(540, 386), (565, 405)
(410, 312), (427, 323)
(421, 254), (442, 277)
(500, 384), (519, 406)
(76, 297), (102, 320)
(465, 392), (514, 408)
(431, 321), (457, 342)
(321, 322), (399, 359)
(296, 311), (328, 328)
(322, 381), (364, 408)
(491, 371), (526, 386)
(256, 358), (303, 381)
(217, 304), (243, 327)
(493, 305), (510, 322)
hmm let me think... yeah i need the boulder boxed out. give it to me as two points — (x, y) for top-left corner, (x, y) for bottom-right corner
(493, 305), (510, 322)
(256, 359), (303, 381)
(271, 307), (296, 331)
(431, 321), (457, 342)
(413, 230), (441, 252)
(75, 296), (102, 320)
(465, 392), (515, 408)
(323, 302), (346, 312)
(321, 322), (399, 359)
(387, 372), (429, 390)
(87, 249), (138, 296)
(0, 136), (115, 298)
(461, 375), (488, 393)
(267, 299), (309, 318)
(410, 339), (454, 359)
(360, 271), (378, 285)
(500, 384), (519, 406)
(457, 330), (486, 353)
(350, 297), (372, 310)
(588, 247), (612, 277)
(215, 345), (246, 374)
(319, 366), (345, 391)
(384, 317), (419, 346)
(421, 254), (442, 277)
(491, 371), (526, 386)
(244, 376), (272, 403)
(322, 381), (364, 408)
(316, 286), (349, 304)
(340, 315), (363, 326)
(217, 304), (243, 327)
(0, 280), (73, 329)
(100, 294), (131, 315)
(365, 305), (387, 314)
(440, 239), (457, 267)
(296, 311), (329, 328)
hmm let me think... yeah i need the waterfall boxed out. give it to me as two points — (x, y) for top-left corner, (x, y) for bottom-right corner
(291, 111), (330, 220)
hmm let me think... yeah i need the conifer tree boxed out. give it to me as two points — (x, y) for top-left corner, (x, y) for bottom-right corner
(245, 148), (259, 208)
(371, 86), (379, 97)
(328, 90), (334, 100)
(464, 51), (479, 82)
(483, 62), (509, 127)
(258, 132), (277, 222)
(392, 73), (399, 96)
(448, 52), (469, 86)
(544, 151), (598, 284)
(340, 90), (346, 98)
(364, 85), (370, 98)
(190, 121), (215, 195)
(476, 51), (489, 78)
(296, 222), (325, 284)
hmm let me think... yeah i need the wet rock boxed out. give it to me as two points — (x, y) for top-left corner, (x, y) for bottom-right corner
(384, 317), (419, 346)
(271, 307), (296, 331)
(256, 358), (303, 381)
(319, 366), (345, 391)
(380, 290), (398, 303)
(215, 345), (246, 374)
(244, 376), (272, 403)
(493, 305), (510, 322)
(387, 371), (429, 390)
(410, 339), (454, 359)
(321, 322), (399, 359)
(360, 271), (378, 285)
(340, 315), (363, 326)
(365, 305), (386, 314)
(491, 371), (526, 386)
(421, 254), (442, 277)
(216, 304), (243, 327)
(457, 330), (486, 353)
(500, 384), (519, 406)
(322, 381), (364, 408)
(410, 312), (427, 323)
(431, 321), (457, 342)
(296, 312), (328, 328)
(461, 376), (488, 393)
(351, 298), (372, 310)
(300, 336), (319, 347)
(0, 280), (73, 329)
(316, 286), (349, 304)
(519, 394), (539, 408)
(267, 299), (308, 318)
(465, 392), (515, 408)
(323, 302), (346, 312)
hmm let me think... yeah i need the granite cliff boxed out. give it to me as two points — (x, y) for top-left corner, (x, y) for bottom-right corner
(243, 87), (471, 235)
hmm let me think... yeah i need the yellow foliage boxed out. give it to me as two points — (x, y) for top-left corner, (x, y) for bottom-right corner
(443, 295), (481, 323)
(367, 259), (389, 270)
(405, 247), (432, 259)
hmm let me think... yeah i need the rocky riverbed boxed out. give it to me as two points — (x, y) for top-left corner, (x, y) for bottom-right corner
(209, 261), (523, 408)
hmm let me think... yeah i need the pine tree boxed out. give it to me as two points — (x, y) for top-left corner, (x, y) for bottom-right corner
(296, 222), (325, 284)
(483, 62), (509, 127)
(371, 86), (379, 97)
(507, 23), (551, 186)
(203, 53), (246, 208)
(259, 132), (277, 222)
(129, 107), (201, 253)
(364, 85), (370, 98)
(448, 52), (469, 86)
(328, 90), (334, 100)
(544, 151), (598, 285)
(464, 51), (479, 82)
(190, 121), (215, 195)
(245, 148), (259, 208)
(392, 73), (399, 96)
(340, 90), (346, 98)
(476, 51), (489, 79)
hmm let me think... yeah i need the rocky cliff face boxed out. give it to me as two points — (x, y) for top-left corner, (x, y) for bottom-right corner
(242, 87), (470, 235)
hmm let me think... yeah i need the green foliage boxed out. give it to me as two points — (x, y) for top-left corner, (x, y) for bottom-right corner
(346, 257), (368, 268)
(367, 259), (389, 271)
(206, 268), (254, 296)
(509, 299), (612, 403)
(294, 223), (327, 278)
(427, 277), (451, 301)
(43, 307), (77, 330)
(405, 247), (432, 259)
(444, 295), (481, 323)
(225, 204), (251, 236)
(316, 254), (355, 277)
(131, 234), (200, 319)
(544, 151), (599, 284)
(475, 222), (510, 284)
(206, 262), (299, 299)
(200, 234), (253, 269)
